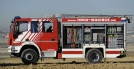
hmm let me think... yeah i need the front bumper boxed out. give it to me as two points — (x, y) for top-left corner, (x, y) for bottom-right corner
(8, 46), (21, 53)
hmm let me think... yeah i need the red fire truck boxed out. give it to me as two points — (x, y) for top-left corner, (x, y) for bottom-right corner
(8, 14), (133, 64)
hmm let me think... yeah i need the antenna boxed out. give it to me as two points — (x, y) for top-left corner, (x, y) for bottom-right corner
(29, 8), (33, 18)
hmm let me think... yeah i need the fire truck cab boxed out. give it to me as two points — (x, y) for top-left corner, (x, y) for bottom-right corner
(8, 14), (133, 64)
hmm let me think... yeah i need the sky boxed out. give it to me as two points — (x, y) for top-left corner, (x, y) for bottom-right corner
(0, 0), (134, 31)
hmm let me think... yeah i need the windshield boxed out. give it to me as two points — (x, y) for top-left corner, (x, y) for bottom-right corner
(13, 21), (28, 38)
(14, 21), (28, 33)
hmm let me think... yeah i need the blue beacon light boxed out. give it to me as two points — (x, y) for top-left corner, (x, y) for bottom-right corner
(121, 18), (126, 22)
(14, 16), (21, 19)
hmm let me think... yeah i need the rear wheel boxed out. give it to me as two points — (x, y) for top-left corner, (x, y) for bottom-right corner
(21, 49), (39, 64)
(86, 49), (103, 63)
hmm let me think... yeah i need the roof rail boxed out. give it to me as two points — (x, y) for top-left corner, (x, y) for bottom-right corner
(53, 14), (133, 19)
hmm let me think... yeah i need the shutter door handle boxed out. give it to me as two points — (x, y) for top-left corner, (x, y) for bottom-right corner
(51, 38), (55, 41)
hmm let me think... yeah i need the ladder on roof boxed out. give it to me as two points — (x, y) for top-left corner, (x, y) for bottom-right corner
(53, 14), (133, 19)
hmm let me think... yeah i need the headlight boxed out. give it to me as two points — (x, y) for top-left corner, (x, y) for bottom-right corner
(11, 47), (15, 50)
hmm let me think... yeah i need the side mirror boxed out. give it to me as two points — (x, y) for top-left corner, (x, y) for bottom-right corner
(11, 21), (14, 23)
(126, 18), (131, 23)
(11, 19), (14, 23)
(128, 19), (131, 23)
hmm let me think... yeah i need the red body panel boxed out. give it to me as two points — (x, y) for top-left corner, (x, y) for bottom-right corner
(58, 53), (62, 58)
(106, 51), (120, 54)
(39, 18), (58, 51)
(62, 51), (83, 54)
(8, 33), (12, 45)
(61, 51), (120, 54)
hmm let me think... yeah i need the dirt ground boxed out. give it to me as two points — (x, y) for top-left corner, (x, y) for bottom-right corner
(0, 52), (134, 69)
(1, 39), (134, 69)
(0, 39), (7, 43)
(1, 56), (134, 69)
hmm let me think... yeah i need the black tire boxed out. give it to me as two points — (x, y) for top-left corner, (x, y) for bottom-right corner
(21, 49), (39, 64)
(86, 49), (103, 63)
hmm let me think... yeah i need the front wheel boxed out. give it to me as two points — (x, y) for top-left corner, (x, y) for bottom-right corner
(86, 49), (103, 63)
(21, 49), (39, 64)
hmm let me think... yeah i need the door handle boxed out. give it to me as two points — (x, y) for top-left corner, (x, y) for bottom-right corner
(51, 38), (55, 41)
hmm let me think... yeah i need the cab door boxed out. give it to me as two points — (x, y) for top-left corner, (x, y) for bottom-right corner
(39, 18), (58, 51)
(12, 19), (30, 46)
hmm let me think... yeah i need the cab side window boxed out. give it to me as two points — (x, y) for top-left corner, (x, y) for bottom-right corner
(42, 21), (54, 32)
(31, 21), (39, 33)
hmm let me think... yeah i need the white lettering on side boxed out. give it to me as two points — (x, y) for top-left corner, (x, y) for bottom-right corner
(102, 19), (104, 21)
(98, 19), (102, 21)
(91, 19), (94, 21)
(111, 19), (116, 21)
(94, 19), (98, 21)
(68, 20), (76, 21)
(104, 19), (110, 21)
(77, 19), (88, 21)
(67, 18), (114, 22)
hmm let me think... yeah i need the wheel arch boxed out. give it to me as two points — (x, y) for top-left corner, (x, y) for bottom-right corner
(85, 48), (104, 57)
(20, 42), (42, 57)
